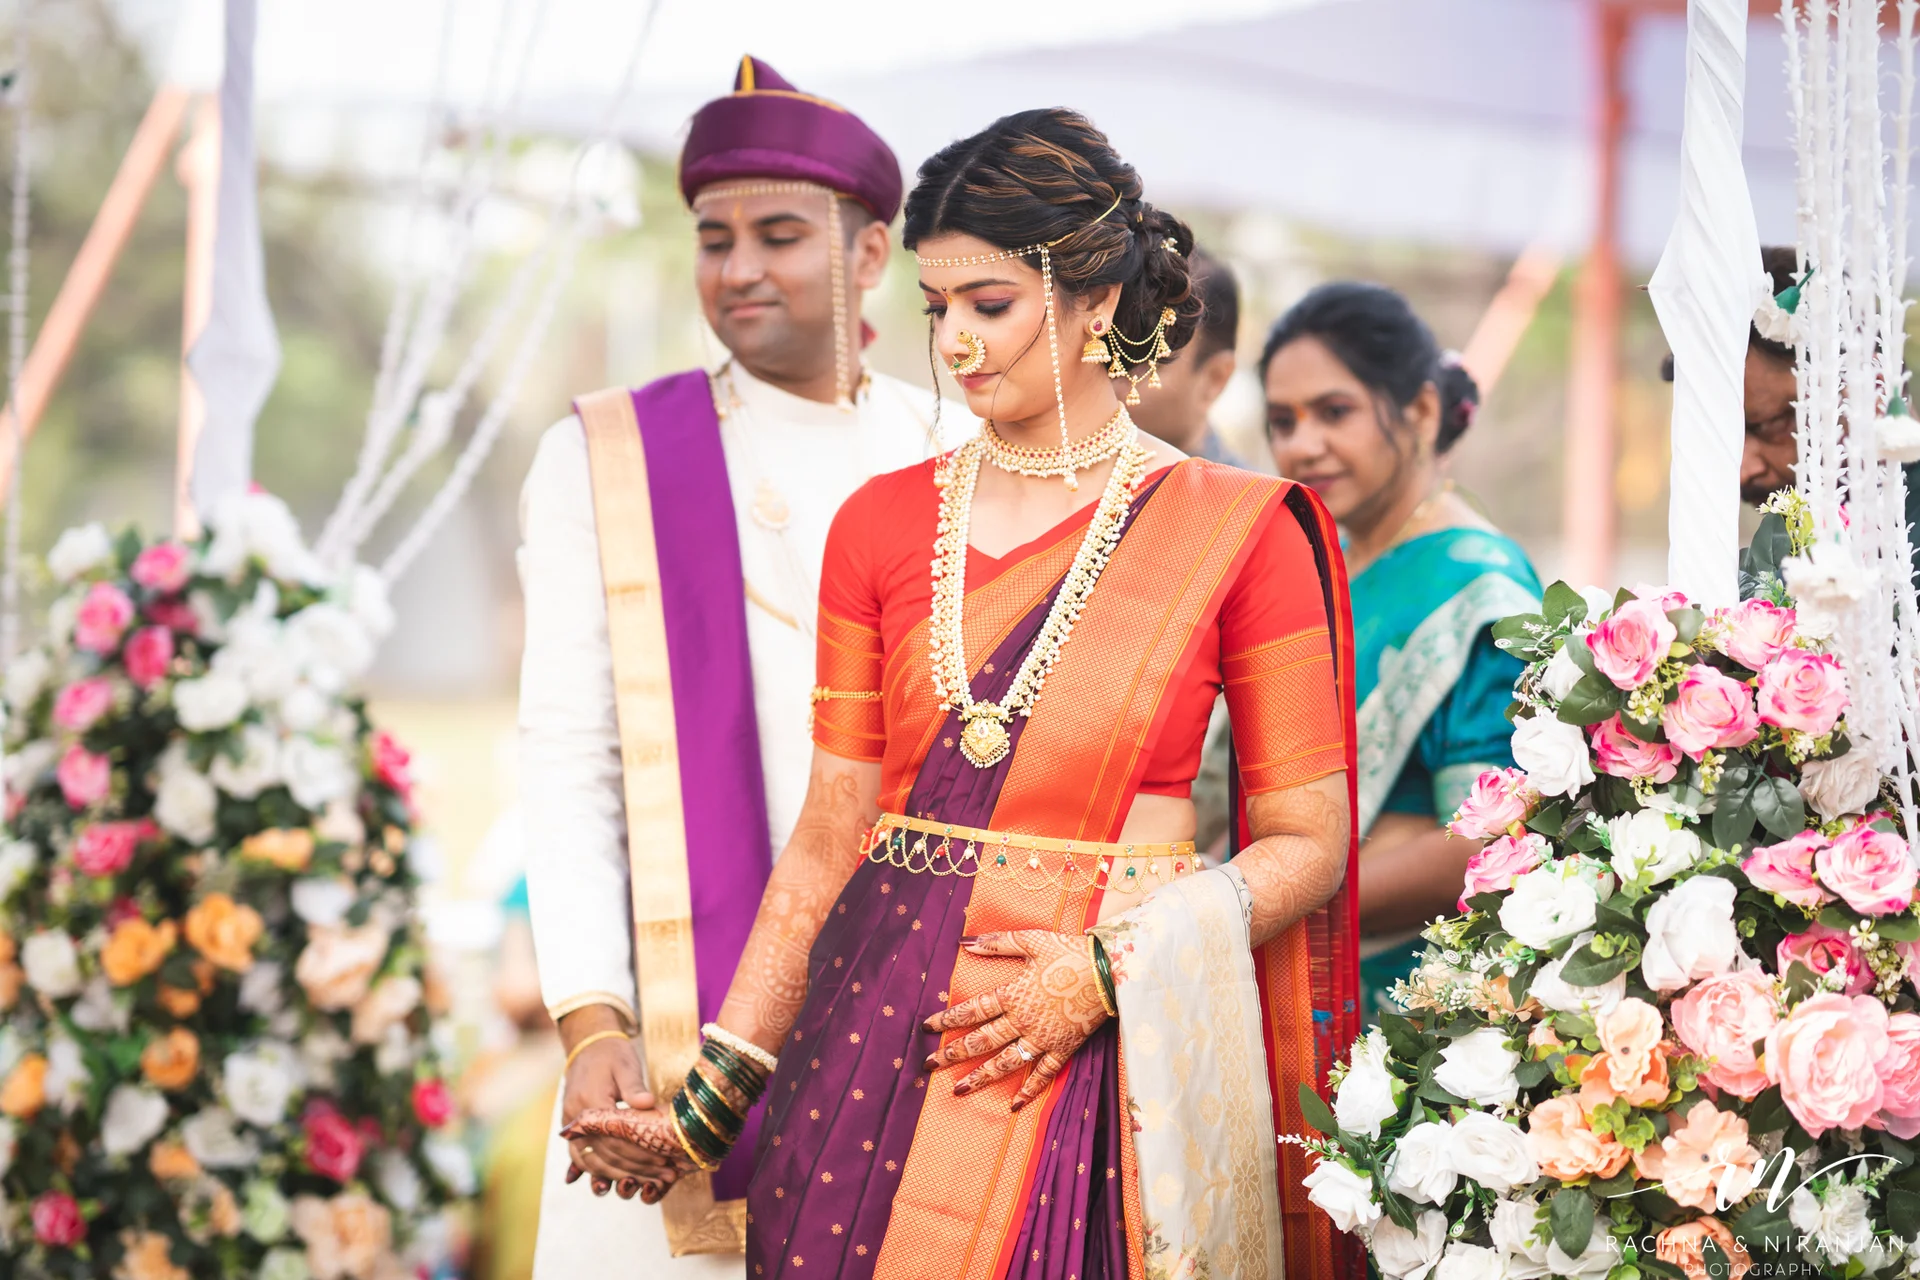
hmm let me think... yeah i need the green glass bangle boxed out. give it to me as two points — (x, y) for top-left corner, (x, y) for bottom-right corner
(683, 1065), (745, 1141)
(1090, 934), (1118, 1014)
(671, 1090), (733, 1164)
(700, 1040), (769, 1102)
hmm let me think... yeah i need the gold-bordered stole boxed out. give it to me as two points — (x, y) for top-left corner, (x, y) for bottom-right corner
(577, 386), (747, 1255)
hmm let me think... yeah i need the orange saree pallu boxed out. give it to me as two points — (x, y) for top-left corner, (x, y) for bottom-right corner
(751, 462), (1362, 1280)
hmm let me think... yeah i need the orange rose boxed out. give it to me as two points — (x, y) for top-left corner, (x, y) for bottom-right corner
(155, 986), (200, 1018)
(184, 894), (262, 973)
(102, 919), (178, 987)
(0, 1053), (46, 1117)
(148, 1142), (200, 1181)
(0, 961), (20, 1011)
(240, 828), (314, 873)
(291, 1192), (394, 1280)
(1580, 997), (1673, 1109)
(115, 1230), (189, 1280)
(1525, 1095), (1632, 1181)
(1657, 1216), (1751, 1280)
(140, 1028), (200, 1091)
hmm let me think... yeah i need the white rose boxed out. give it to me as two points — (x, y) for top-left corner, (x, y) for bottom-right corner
(422, 1135), (476, 1196)
(285, 605), (373, 694)
(1434, 1243), (1505, 1280)
(0, 839), (38, 901)
(1386, 1122), (1457, 1205)
(1432, 1027), (1521, 1107)
(212, 618), (301, 705)
(314, 799), (365, 848)
(1302, 1158), (1380, 1234)
(0, 1116), (16, 1177)
(201, 491), (321, 586)
(344, 565), (395, 640)
(180, 1106), (260, 1169)
(187, 589), (229, 643)
(1544, 1216), (1617, 1278)
(174, 671), (249, 732)
(70, 976), (131, 1033)
(1335, 1030), (1403, 1138)
(1578, 586), (1616, 621)
(1541, 643), (1585, 701)
(281, 738), (357, 810)
(46, 523), (113, 582)
(278, 684), (329, 733)
(224, 1042), (302, 1128)
(1498, 867), (1597, 950)
(1447, 1110), (1539, 1192)
(351, 975), (422, 1047)
(101, 1084), (169, 1156)
(1489, 1197), (1551, 1279)
(21, 929), (81, 998)
(210, 723), (281, 799)
(3, 648), (51, 710)
(291, 878), (356, 928)
(1371, 1209), (1447, 1280)
(1640, 873), (1742, 992)
(153, 749), (218, 844)
(1783, 538), (1871, 623)
(1800, 749), (1882, 822)
(1793, 1184), (1874, 1266)
(373, 1024), (417, 1075)
(44, 1035), (88, 1113)
(373, 1151), (423, 1214)
(299, 1027), (352, 1092)
(1606, 808), (1701, 887)
(1529, 931), (1626, 1016)
(1510, 714), (1595, 798)
(260, 1247), (312, 1280)
(46, 591), (80, 648)
(238, 960), (287, 1017)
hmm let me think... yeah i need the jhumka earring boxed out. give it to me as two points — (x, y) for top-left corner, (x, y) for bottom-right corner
(949, 330), (987, 377)
(1080, 316), (1112, 365)
(1109, 307), (1177, 406)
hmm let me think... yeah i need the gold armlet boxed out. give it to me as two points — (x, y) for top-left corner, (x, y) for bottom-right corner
(808, 686), (882, 730)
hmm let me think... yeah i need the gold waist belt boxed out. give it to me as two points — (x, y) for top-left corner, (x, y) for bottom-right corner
(861, 813), (1202, 895)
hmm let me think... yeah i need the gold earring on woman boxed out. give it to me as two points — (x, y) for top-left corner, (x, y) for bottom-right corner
(1080, 316), (1112, 366)
(949, 330), (987, 377)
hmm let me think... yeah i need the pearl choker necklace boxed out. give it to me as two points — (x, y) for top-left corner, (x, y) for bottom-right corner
(981, 408), (1132, 483)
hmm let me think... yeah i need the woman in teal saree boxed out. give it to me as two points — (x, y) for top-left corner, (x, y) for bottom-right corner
(1262, 283), (1541, 1016)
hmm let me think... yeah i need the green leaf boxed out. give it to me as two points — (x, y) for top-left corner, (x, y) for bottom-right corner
(1588, 1168), (1637, 1199)
(1711, 784), (1758, 852)
(1890, 1175), (1920, 1238)
(1741, 512), (1792, 580)
(1297, 1084), (1337, 1138)
(1750, 775), (1806, 840)
(1515, 1058), (1551, 1088)
(1376, 1012), (1429, 1063)
(1745, 1085), (1789, 1135)
(1731, 1190), (1797, 1252)
(1637, 1259), (1689, 1279)
(1527, 800), (1569, 837)
(1416, 1079), (1466, 1107)
(1568, 633), (1598, 675)
(1782, 961), (1821, 1003)
(1666, 605), (1705, 645)
(1878, 913), (1920, 942)
(1492, 613), (1544, 647)
(1817, 902), (1864, 931)
(1698, 1238), (1731, 1278)
(1465, 892), (1505, 916)
(1549, 1187), (1595, 1259)
(1544, 581), (1587, 627)
(1559, 939), (1639, 986)
(1558, 673), (1627, 726)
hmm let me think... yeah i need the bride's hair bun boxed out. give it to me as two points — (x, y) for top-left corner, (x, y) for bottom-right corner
(903, 107), (1201, 353)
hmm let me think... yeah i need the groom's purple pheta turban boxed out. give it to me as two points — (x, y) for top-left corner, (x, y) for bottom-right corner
(678, 55), (903, 223)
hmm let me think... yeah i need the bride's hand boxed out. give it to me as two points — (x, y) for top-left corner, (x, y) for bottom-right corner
(922, 929), (1109, 1111)
(561, 1106), (700, 1203)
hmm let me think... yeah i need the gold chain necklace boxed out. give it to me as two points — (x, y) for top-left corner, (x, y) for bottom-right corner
(930, 415), (1152, 767)
(981, 407), (1131, 482)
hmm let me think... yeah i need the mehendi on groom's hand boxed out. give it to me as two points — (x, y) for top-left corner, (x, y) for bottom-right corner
(921, 929), (1110, 1112)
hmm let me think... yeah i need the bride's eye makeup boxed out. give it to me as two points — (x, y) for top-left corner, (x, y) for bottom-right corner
(971, 298), (1014, 318)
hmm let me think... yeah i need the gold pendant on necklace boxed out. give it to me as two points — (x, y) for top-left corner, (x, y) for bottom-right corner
(958, 708), (1012, 768)
(752, 480), (791, 531)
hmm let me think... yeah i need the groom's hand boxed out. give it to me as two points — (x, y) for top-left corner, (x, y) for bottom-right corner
(558, 1007), (663, 1190)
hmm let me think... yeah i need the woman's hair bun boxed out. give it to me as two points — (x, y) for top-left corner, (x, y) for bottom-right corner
(1435, 352), (1480, 453)
(903, 107), (1202, 354)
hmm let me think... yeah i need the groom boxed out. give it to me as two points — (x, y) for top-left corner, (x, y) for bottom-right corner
(516, 56), (956, 1276)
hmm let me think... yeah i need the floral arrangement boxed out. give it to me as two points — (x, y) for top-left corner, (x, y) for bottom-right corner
(1302, 506), (1920, 1280)
(0, 494), (471, 1280)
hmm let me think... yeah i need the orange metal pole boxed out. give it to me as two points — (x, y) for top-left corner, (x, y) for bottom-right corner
(174, 95), (219, 540)
(1562, 3), (1630, 588)
(1459, 243), (1565, 395)
(0, 87), (187, 497)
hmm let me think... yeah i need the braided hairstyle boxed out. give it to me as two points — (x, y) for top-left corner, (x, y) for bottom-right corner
(903, 108), (1202, 356)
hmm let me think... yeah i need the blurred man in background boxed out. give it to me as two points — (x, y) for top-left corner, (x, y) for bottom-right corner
(1127, 245), (1248, 467)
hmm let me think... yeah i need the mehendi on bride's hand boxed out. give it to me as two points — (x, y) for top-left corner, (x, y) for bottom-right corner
(922, 929), (1110, 1110)
(561, 1105), (697, 1203)
(1237, 770), (1351, 946)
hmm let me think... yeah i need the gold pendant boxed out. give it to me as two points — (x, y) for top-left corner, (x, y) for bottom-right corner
(752, 480), (791, 531)
(959, 711), (1012, 768)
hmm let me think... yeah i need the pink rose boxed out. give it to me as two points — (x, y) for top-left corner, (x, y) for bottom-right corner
(1587, 597), (1678, 690)
(1875, 1013), (1920, 1139)
(1458, 832), (1547, 910)
(1632, 583), (1692, 612)
(411, 1078), (454, 1128)
(55, 745), (111, 809)
(72, 581), (135, 654)
(303, 1103), (365, 1182)
(1716, 599), (1798, 671)
(1660, 665), (1761, 760)
(1591, 714), (1681, 783)
(143, 597), (198, 634)
(1778, 923), (1873, 995)
(1816, 824), (1918, 915)
(129, 542), (191, 593)
(1756, 650), (1849, 736)
(1670, 969), (1779, 1100)
(51, 677), (114, 733)
(72, 820), (153, 878)
(1742, 831), (1833, 910)
(370, 731), (415, 805)
(30, 1191), (84, 1248)
(1447, 767), (1537, 839)
(122, 626), (174, 690)
(1767, 992), (1890, 1136)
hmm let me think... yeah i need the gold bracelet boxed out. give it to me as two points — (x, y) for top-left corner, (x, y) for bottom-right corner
(668, 1109), (720, 1172)
(564, 1029), (630, 1074)
(1089, 936), (1118, 1018)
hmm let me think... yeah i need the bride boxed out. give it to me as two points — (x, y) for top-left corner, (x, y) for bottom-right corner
(565, 107), (1363, 1280)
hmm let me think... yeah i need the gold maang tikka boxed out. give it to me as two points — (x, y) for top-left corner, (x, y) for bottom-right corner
(915, 191), (1125, 491)
(692, 181), (861, 411)
(1107, 307), (1176, 406)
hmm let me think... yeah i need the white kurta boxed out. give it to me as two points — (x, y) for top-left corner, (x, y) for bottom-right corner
(517, 365), (964, 1278)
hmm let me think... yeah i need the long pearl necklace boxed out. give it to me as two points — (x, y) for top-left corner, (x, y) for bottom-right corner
(930, 414), (1153, 768)
(981, 407), (1131, 482)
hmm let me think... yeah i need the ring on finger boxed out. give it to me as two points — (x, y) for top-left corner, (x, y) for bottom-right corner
(1016, 1043), (1036, 1062)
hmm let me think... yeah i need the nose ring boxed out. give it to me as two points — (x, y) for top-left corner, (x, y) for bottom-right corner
(948, 330), (987, 377)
